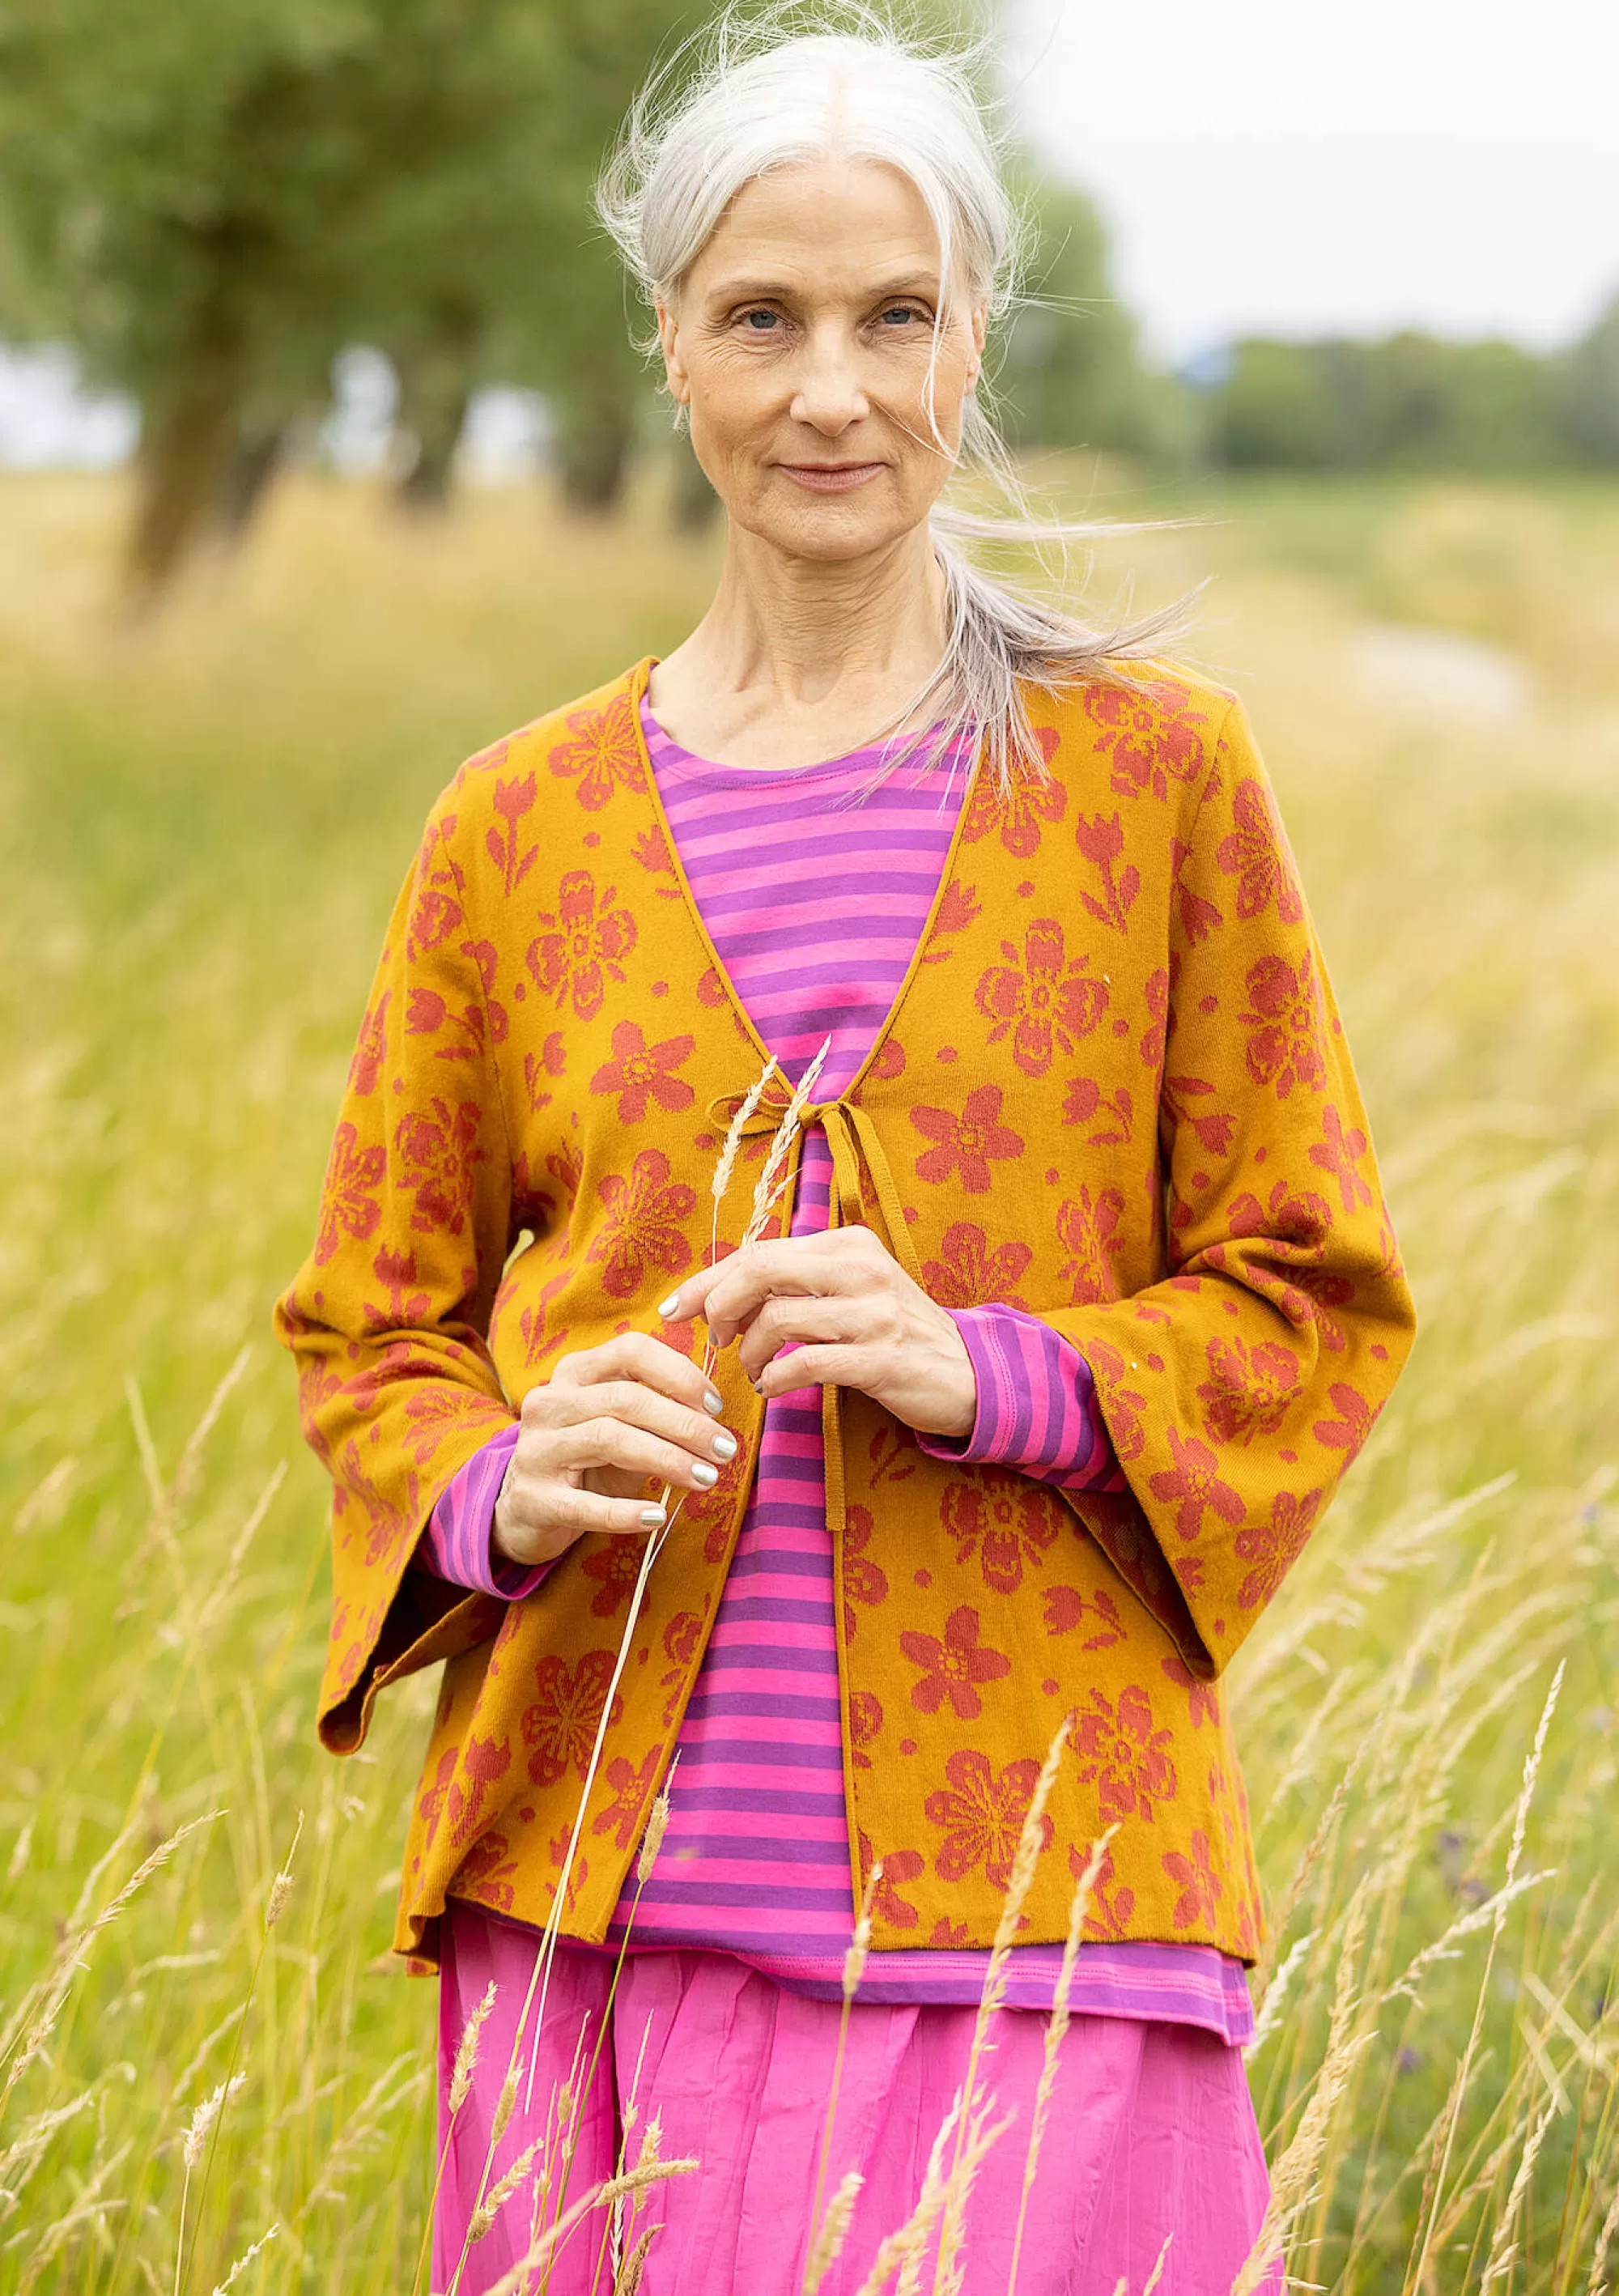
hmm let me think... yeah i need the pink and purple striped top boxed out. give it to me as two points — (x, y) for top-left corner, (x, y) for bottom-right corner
(420, 701), (1252, 2043)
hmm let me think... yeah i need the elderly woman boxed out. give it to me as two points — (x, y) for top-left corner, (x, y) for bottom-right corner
(277, 21), (1414, 2295)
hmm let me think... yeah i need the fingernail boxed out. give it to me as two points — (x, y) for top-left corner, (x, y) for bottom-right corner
(703, 1388), (724, 1415)
(657, 1292), (682, 1318)
(691, 1461), (720, 1487)
(712, 1432), (737, 1461)
(640, 1506), (667, 1529)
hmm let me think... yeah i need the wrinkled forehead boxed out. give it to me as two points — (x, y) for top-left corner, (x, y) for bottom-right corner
(672, 154), (975, 310)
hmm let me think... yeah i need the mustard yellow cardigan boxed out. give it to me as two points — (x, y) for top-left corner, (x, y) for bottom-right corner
(276, 659), (1415, 1966)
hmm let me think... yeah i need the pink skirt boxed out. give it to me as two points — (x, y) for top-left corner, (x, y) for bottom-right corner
(433, 1903), (1278, 2296)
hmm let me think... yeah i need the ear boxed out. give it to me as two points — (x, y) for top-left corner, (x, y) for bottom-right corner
(656, 300), (691, 406)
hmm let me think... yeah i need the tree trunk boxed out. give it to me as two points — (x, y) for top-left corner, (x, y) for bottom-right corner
(215, 421), (288, 542)
(123, 296), (250, 610)
(395, 381), (471, 513)
(555, 398), (634, 515)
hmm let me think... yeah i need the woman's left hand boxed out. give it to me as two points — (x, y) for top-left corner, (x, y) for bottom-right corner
(660, 1227), (977, 1440)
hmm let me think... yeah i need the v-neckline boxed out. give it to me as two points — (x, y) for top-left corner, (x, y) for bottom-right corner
(626, 656), (983, 1104)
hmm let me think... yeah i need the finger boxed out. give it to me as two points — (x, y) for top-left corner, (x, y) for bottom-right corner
(544, 1333), (725, 1417)
(669, 1235), (873, 1345)
(550, 1414), (730, 1495)
(523, 1376), (738, 1470)
(754, 1341), (866, 1403)
(737, 1294), (876, 1382)
(496, 1480), (669, 1563)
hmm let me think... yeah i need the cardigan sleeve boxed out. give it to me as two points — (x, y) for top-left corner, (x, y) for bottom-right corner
(274, 793), (527, 1752)
(915, 1307), (1126, 1493)
(417, 1423), (550, 1601)
(1030, 698), (1417, 1677)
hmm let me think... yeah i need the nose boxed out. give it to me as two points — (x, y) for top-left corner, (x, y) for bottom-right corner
(789, 321), (869, 436)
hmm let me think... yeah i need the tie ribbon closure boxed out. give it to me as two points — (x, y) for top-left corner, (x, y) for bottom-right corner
(706, 1078), (922, 1534)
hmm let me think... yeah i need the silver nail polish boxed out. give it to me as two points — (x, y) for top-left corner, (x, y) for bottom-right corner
(712, 1432), (738, 1461)
(691, 1461), (720, 1487)
(657, 1292), (682, 1317)
(640, 1506), (666, 1529)
(703, 1388), (724, 1415)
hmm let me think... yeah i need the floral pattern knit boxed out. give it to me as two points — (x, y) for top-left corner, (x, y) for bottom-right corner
(417, 704), (1251, 2036)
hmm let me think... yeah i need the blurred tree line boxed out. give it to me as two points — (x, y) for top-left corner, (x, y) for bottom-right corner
(1201, 306), (1619, 474)
(0, 0), (1152, 604)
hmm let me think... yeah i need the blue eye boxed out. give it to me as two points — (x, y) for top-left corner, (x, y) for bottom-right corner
(882, 306), (924, 326)
(743, 311), (779, 331)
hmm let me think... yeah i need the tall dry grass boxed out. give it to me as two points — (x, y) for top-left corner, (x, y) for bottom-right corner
(1, 465), (1617, 2290)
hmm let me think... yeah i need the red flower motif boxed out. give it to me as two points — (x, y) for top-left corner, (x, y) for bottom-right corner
(924, 1750), (1045, 1889)
(909, 1086), (1025, 1193)
(417, 1745), (457, 1846)
(1216, 779), (1304, 923)
(859, 1830), (924, 1930)
(849, 1688), (884, 1771)
(407, 882), (462, 959)
(1240, 951), (1328, 1099)
(1160, 1652), (1221, 1729)
(1313, 1380), (1379, 1457)
(1082, 1339), (1149, 1463)
(1169, 835), (1223, 944)
(1074, 1683), (1178, 1822)
(589, 1021), (696, 1125)
(394, 1097), (484, 1237)
(974, 919), (1109, 1078)
(486, 771), (540, 894)
(940, 1476), (1062, 1595)
(520, 1650), (619, 1787)
(1148, 1425), (1244, 1541)
(929, 877), (984, 945)
(961, 731), (1064, 856)
(1055, 1184), (1128, 1306)
(451, 1829), (518, 1911)
(1073, 811), (1140, 933)
(592, 1748), (662, 1852)
(1084, 682), (1205, 802)
(1197, 1334), (1302, 1446)
(1234, 1487), (1323, 1609)
(919, 1222), (1032, 1311)
(315, 1120), (385, 1265)
(589, 1148), (696, 1301)
(548, 690), (648, 811)
(1162, 1072), (1234, 1159)
(527, 870), (639, 1022)
(402, 1385), (473, 1466)
(1043, 1584), (1126, 1648)
(446, 1731), (512, 1847)
(1309, 1103), (1374, 1217)
(842, 1503), (890, 1643)
(348, 993), (389, 1096)
(1227, 1179), (1335, 1252)
(1061, 1077), (1134, 1148)
(899, 1606), (1010, 1720)
(1162, 1830), (1222, 1928)
(580, 1540), (646, 1618)
(1070, 1839), (1136, 1941)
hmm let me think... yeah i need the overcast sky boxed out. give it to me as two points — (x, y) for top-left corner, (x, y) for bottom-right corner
(1008, 0), (1619, 359)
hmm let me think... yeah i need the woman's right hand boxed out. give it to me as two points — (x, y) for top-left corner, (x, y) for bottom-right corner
(492, 1333), (740, 1569)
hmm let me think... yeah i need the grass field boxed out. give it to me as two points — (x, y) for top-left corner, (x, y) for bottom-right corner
(2, 463), (1617, 2293)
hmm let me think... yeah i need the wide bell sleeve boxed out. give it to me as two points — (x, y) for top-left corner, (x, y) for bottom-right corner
(1036, 698), (1417, 1677)
(274, 796), (525, 1751)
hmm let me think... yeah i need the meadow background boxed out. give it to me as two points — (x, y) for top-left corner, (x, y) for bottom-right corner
(0, 458), (1615, 2292)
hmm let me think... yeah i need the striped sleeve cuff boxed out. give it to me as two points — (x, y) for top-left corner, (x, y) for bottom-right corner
(417, 1422), (549, 1599)
(916, 1307), (1128, 1493)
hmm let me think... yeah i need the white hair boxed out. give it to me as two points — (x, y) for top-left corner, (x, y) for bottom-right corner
(596, 6), (1185, 790)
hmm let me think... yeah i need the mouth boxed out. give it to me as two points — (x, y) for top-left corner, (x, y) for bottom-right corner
(778, 461), (886, 494)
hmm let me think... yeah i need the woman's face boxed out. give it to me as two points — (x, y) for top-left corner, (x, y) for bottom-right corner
(657, 156), (986, 565)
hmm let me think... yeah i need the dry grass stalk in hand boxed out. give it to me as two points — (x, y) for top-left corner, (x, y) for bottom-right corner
(745, 1038), (831, 1245)
(1005, 1822), (1117, 2296)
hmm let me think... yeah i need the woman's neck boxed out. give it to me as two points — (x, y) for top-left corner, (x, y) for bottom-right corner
(648, 521), (950, 771)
